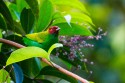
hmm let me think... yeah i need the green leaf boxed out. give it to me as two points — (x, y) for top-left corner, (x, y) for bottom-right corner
(25, 0), (39, 19)
(36, 66), (78, 83)
(54, 23), (93, 36)
(48, 43), (63, 55)
(6, 47), (49, 66)
(20, 8), (35, 34)
(0, 0), (14, 30)
(13, 64), (24, 83)
(1, 2), (25, 35)
(0, 69), (11, 83)
(19, 58), (42, 78)
(7, 2), (20, 21)
(0, 14), (7, 30)
(52, 0), (89, 14)
(6, 43), (63, 66)
(51, 0), (94, 32)
(61, 59), (72, 70)
(89, 81), (95, 83)
(62, 12), (94, 25)
(37, 0), (54, 32)
(13, 21), (26, 35)
(35, 79), (53, 83)
(16, 0), (29, 12)
(52, 12), (95, 31)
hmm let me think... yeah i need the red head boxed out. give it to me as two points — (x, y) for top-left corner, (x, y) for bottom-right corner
(48, 26), (60, 34)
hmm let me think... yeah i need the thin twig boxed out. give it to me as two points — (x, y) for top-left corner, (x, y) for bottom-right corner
(5, 66), (13, 82)
(0, 38), (89, 83)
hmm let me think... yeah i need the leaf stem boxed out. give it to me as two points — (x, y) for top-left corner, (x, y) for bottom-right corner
(0, 38), (89, 83)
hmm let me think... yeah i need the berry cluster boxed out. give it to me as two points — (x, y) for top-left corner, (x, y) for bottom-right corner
(54, 28), (106, 71)
(59, 35), (94, 60)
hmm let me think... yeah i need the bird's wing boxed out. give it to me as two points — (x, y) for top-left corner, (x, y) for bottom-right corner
(25, 31), (48, 43)
(23, 37), (43, 47)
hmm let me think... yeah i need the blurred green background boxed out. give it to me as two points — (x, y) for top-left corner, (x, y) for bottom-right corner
(82, 0), (125, 83)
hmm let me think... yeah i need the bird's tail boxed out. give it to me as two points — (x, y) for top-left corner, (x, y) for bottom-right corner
(14, 33), (26, 37)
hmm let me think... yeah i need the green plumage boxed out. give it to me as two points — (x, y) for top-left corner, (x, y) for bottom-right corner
(23, 29), (59, 51)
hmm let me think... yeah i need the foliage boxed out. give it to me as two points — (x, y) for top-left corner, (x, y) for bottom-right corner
(83, 0), (125, 83)
(0, 69), (11, 83)
(0, 0), (94, 83)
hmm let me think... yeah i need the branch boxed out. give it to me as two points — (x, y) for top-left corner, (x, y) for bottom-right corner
(0, 38), (25, 48)
(0, 38), (89, 83)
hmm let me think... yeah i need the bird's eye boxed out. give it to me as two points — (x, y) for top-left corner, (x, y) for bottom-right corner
(50, 28), (53, 31)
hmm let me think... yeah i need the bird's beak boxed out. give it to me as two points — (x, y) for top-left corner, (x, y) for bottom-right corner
(56, 27), (60, 31)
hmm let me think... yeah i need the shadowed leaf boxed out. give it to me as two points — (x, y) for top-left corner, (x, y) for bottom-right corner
(0, 14), (7, 30)
(20, 8), (35, 33)
(25, 0), (39, 19)
(13, 64), (24, 83)
(0, 0), (14, 30)
(37, 66), (78, 83)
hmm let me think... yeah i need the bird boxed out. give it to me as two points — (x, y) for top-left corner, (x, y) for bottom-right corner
(23, 26), (60, 51)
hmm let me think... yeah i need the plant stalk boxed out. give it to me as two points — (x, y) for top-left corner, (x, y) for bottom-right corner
(0, 38), (89, 83)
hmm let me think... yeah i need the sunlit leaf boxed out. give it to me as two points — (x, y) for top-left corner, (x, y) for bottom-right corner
(54, 22), (93, 36)
(6, 47), (49, 66)
(62, 12), (94, 25)
(53, 17), (94, 31)
(16, 0), (29, 12)
(89, 81), (95, 83)
(50, 0), (94, 33)
(53, 12), (95, 30)
(0, 69), (11, 83)
(52, 12), (95, 32)
(6, 43), (63, 66)
(37, 0), (53, 32)
(52, 0), (89, 14)
(48, 43), (63, 55)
